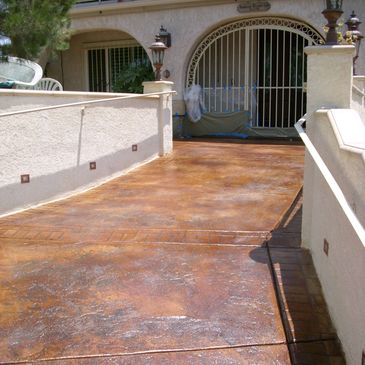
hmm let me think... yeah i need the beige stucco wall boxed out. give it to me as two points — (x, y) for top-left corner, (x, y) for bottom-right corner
(47, 0), (365, 113)
(306, 46), (355, 113)
(302, 44), (355, 259)
(302, 110), (365, 365)
(0, 89), (172, 216)
(302, 45), (365, 365)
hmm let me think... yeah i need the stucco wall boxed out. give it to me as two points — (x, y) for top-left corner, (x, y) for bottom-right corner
(302, 110), (365, 365)
(48, 0), (365, 113)
(0, 90), (165, 216)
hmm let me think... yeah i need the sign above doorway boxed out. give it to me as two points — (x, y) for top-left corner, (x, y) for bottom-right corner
(237, 0), (271, 13)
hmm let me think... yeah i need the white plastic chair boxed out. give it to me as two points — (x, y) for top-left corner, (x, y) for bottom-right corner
(32, 78), (63, 91)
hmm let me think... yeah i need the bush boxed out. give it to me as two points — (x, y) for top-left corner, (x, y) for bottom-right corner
(112, 59), (155, 94)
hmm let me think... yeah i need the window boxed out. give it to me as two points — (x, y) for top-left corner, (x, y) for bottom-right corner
(86, 41), (150, 92)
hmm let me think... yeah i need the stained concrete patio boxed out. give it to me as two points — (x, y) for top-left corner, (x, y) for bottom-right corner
(0, 141), (345, 364)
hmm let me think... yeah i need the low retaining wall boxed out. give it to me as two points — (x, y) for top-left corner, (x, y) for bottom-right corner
(0, 89), (173, 216)
(302, 109), (365, 365)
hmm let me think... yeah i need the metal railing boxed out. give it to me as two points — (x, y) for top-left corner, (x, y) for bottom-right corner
(0, 90), (175, 118)
(352, 84), (365, 109)
(295, 114), (365, 247)
(75, 0), (139, 5)
(75, 0), (118, 5)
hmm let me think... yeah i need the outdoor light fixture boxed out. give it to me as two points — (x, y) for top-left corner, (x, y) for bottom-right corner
(149, 35), (167, 81)
(322, 0), (343, 45)
(158, 26), (171, 48)
(344, 11), (364, 75)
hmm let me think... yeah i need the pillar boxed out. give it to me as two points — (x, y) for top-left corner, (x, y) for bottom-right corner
(143, 81), (174, 156)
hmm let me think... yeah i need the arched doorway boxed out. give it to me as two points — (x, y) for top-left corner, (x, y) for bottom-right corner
(186, 17), (323, 129)
(48, 29), (151, 92)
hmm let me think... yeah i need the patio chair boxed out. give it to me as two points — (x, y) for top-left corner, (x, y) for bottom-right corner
(15, 77), (63, 91)
(33, 78), (63, 91)
(0, 56), (43, 87)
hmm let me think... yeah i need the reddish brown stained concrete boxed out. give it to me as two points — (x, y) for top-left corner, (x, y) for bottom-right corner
(0, 142), (304, 234)
(0, 242), (284, 362)
(266, 193), (345, 364)
(0, 141), (345, 364)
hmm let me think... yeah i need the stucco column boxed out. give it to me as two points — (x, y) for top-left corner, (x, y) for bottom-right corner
(302, 45), (355, 250)
(143, 81), (174, 156)
(305, 45), (355, 117)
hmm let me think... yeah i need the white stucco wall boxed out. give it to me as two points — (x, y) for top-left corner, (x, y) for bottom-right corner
(302, 109), (365, 365)
(0, 89), (171, 216)
(302, 44), (365, 365)
(303, 45), (356, 254)
(306, 46), (355, 113)
(51, 0), (365, 113)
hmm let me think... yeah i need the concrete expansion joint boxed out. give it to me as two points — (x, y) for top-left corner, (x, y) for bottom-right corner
(1, 342), (289, 364)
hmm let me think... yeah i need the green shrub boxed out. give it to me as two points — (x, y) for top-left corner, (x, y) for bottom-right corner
(112, 59), (154, 94)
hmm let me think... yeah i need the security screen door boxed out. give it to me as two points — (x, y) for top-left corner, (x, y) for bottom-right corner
(186, 17), (323, 128)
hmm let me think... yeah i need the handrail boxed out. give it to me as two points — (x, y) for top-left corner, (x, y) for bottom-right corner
(295, 114), (365, 247)
(0, 90), (175, 118)
(352, 84), (365, 98)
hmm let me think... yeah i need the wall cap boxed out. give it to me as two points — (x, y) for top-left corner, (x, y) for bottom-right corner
(143, 81), (174, 86)
(143, 81), (175, 94)
(305, 45), (356, 56)
(314, 109), (365, 159)
(0, 89), (143, 98)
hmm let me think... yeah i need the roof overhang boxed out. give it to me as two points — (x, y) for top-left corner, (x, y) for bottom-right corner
(71, 0), (237, 18)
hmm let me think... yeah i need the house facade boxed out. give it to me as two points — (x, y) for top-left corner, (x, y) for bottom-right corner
(47, 0), (365, 129)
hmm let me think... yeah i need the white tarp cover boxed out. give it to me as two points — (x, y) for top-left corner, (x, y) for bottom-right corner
(184, 84), (206, 123)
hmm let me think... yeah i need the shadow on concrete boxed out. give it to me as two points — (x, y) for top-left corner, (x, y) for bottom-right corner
(249, 191), (346, 365)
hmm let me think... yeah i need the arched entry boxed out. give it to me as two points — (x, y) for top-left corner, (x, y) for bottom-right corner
(48, 29), (151, 92)
(186, 17), (323, 129)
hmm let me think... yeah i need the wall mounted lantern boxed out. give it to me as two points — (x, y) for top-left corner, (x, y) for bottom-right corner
(344, 11), (363, 75)
(158, 26), (171, 48)
(149, 35), (167, 81)
(322, 0), (343, 45)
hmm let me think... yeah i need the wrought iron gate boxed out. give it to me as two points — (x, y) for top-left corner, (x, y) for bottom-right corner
(186, 17), (323, 128)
